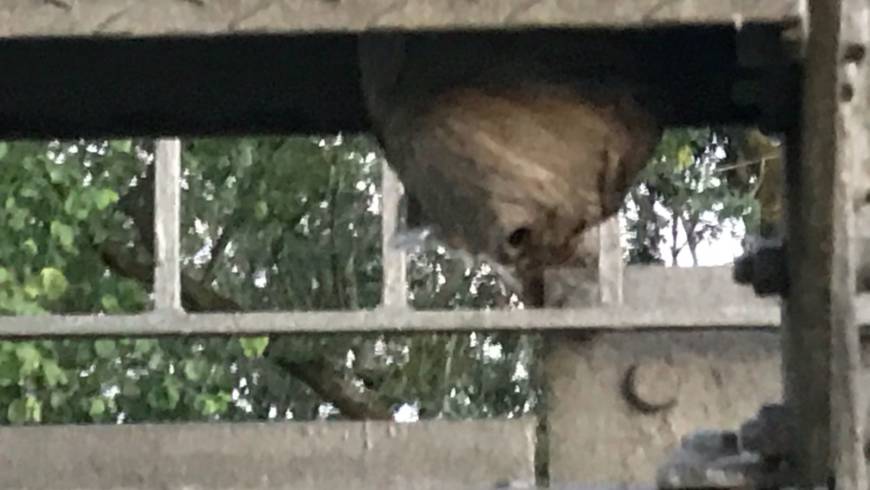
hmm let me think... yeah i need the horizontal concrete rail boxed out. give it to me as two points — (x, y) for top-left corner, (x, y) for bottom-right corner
(0, 0), (801, 38)
(0, 419), (536, 490)
(2, 265), (868, 338)
(0, 266), (790, 337)
(0, 265), (810, 337)
(0, 304), (780, 338)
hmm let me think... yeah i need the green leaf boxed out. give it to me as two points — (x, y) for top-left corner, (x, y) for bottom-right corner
(88, 398), (106, 418)
(50, 220), (75, 249)
(48, 166), (65, 184)
(200, 397), (220, 416)
(147, 351), (164, 370)
(61, 191), (92, 220)
(7, 398), (27, 423)
(23, 275), (41, 299)
(254, 201), (269, 220)
(94, 340), (117, 359)
(22, 239), (38, 256)
(15, 343), (41, 375)
(134, 339), (157, 355)
(92, 189), (119, 211)
(183, 358), (209, 382)
(164, 377), (182, 409)
(41, 359), (68, 387)
(147, 376), (182, 410)
(49, 391), (67, 409)
(239, 336), (269, 358)
(73, 342), (94, 364)
(109, 140), (133, 153)
(63, 194), (79, 216)
(8, 395), (41, 423)
(28, 396), (43, 422)
(676, 145), (695, 170)
(100, 294), (121, 313)
(9, 208), (27, 231)
(19, 186), (39, 199)
(0, 268), (10, 284)
(195, 392), (231, 417)
(40, 268), (69, 300)
(0, 142), (8, 160)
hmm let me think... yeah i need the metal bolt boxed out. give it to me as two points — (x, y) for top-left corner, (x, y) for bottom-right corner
(622, 361), (678, 414)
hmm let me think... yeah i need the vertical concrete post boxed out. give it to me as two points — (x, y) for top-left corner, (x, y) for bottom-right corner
(154, 138), (182, 312)
(381, 161), (408, 308)
(542, 216), (623, 486)
(782, 1), (867, 486)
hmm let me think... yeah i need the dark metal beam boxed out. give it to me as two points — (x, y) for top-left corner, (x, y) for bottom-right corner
(0, 27), (792, 140)
(783, 0), (868, 486)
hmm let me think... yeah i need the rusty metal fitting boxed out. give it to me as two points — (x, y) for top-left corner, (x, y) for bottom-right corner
(733, 237), (788, 296)
(622, 361), (678, 414)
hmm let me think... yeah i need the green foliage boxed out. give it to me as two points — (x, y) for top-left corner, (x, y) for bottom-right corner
(0, 135), (535, 425)
(625, 128), (757, 265)
(0, 125), (761, 426)
(239, 337), (269, 358)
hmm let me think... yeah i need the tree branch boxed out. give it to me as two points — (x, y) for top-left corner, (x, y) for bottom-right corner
(326, 154), (346, 308)
(100, 142), (394, 420)
(201, 225), (231, 284)
(97, 238), (393, 420)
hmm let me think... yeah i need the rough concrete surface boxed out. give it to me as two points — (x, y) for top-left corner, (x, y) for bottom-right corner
(0, 418), (536, 489)
(0, 0), (801, 38)
(546, 331), (783, 485)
